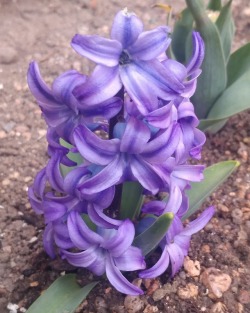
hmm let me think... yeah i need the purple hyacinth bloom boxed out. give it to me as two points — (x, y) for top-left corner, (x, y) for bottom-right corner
(27, 62), (122, 143)
(140, 206), (215, 278)
(28, 150), (115, 258)
(70, 117), (181, 195)
(62, 211), (146, 295)
(71, 8), (185, 115)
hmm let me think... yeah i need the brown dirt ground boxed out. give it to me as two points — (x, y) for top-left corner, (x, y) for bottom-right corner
(0, 0), (250, 312)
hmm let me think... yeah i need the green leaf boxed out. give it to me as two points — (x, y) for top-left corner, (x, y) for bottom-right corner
(120, 182), (143, 220)
(186, 0), (227, 118)
(60, 138), (84, 165)
(215, 0), (234, 62)
(59, 138), (84, 176)
(198, 118), (228, 133)
(227, 42), (250, 86)
(207, 0), (222, 11)
(133, 213), (174, 256)
(26, 274), (98, 313)
(198, 117), (228, 132)
(207, 70), (250, 119)
(171, 8), (193, 63)
(182, 160), (239, 220)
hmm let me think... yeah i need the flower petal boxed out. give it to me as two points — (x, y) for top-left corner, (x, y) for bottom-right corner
(52, 70), (87, 111)
(87, 249), (106, 275)
(128, 26), (171, 60)
(142, 200), (166, 215)
(53, 222), (73, 249)
(46, 150), (65, 192)
(43, 200), (67, 223)
(130, 156), (163, 194)
(73, 65), (122, 105)
(139, 245), (169, 278)
(33, 167), (47, 198)
(144, 103), (176, 129)
(81, 96), (123, 119)
(162, 59), (187, 82)
(190, 128), (206, 160)
(186, 32), (205, 75)
(106, 254), (143, 295)
(181, 206), (215, 236)
(119, 63), (160, 115)
(43, 223), (56, 259)
(167, 242), (185, 276)
(74, 124), (120, 166)
(141, 123), (181, 164)
(173, 164), (205, 182)
(111, 9), (143, 48)
(71, 34), (122, 66)
(164, 185), (183, 214)
(67, 211), (103, 249)
(27, 61), (57, 106)
(78, 155), (124, 195)
(114, 246), (146, 271)
(88, 205), (122, 229)
(64, 166), (91, 196)
(28, 186), (44, 214)
(103, 219), (135, 257)
(120, 117), (151, 154)
(62, 246), (99, 267)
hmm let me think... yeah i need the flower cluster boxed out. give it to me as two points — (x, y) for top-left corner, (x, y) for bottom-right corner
(28, 9), (214, 295)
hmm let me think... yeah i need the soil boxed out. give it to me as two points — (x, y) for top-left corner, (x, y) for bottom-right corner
(0, 0), (250, 313)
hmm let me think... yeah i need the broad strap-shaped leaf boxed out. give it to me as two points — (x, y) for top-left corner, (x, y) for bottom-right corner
(26, 274), (98, 313)
(198, 117), (228, 133)
(171, 8), (193, 63)
(186, 0), (227, 118)
(120, 181), (143, 220)
(207, 69), (250, 119)
(133, 213), (174, 256)
(199, 118), (228, 134)
(227, 42), (250, 86)
(215, 0), (234, 63)
(182, 160), (239, 220)
(207, 0), (222, 11)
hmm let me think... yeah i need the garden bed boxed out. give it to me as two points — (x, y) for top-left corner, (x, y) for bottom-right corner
(0, 0), (249, 312)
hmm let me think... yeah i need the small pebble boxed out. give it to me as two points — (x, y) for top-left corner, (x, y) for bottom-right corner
(2, 179), (11, 186)
(200, 267), (232, 299)
(29, 281), (39, 287)
(238, 290), (250, 304)
(124, 295), (144, 313)
(143, 304), (159, 313)
(7, 303), (19, 313)
(29, 236), (38, 244)
(218, 204), (229, 213)
(177, 283), (198, 299)
(0, 47), (18, 64)
(231, 208), (243, 224)
(210, 302), (228, 313)
(183, 257), (201, 277)
(152, 288), (167, 301)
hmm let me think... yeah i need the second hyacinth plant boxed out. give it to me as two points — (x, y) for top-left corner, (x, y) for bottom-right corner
(26, 8), (239, 312)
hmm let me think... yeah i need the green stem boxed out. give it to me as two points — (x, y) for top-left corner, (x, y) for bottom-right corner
(185, 0), (209, 27)
(108, 87), (124, 214)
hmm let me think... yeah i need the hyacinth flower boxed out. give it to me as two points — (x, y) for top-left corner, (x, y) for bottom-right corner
(62, 211), (145, 295)
(28, 151), (115, 258)
(71, 8), (186, 115)
(27, 62), (123, 143)
(27, 8), (239, 301)
(140, 206), (215, 278)
(71, 117), (181, 195)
